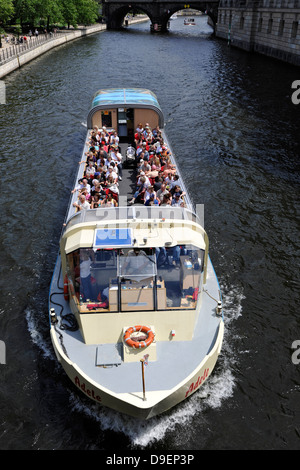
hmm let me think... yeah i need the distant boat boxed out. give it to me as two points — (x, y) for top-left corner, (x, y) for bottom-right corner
(184, 18), (196, 25)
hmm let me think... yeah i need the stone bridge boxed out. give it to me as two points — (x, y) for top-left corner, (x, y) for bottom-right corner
(103, 0), (219, 32)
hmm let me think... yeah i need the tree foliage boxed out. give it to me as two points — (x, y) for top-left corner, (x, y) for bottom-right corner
(0, 0), (15, 23)
(11, 0), (100, 28)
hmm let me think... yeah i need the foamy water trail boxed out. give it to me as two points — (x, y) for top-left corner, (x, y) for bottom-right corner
(25, 307), (55, 360)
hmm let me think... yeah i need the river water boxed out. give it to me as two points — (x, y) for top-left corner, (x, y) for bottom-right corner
(0, 16), (299, 451)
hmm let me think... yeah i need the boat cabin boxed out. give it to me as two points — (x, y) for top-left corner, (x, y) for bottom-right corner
(87, 88), (164, 143)
(60, 207), (208, 344)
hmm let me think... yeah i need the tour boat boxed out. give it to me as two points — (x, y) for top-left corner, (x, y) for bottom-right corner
(184, 18), (196, 25)
(49, 88), (224, 420)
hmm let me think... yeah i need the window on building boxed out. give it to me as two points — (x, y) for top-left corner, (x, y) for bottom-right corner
(267, 18), (273, 33)
(278, 19), (285, 36)
(240, 15), (244, 29)
(291, 21), (298, 39)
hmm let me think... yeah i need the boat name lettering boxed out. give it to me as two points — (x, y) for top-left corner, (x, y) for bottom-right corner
(74, 376), (101, 402)
(185, 368), (209, 397)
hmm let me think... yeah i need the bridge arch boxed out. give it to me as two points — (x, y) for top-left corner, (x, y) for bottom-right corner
(105, 4), (155, 30)
(104, 2), (219, 33)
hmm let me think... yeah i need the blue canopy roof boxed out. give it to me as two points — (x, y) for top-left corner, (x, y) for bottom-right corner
(87, 88), (164, 128)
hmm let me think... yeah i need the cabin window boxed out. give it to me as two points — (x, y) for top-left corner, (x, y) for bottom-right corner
(66, 248), (118, 312)
(66, 245), (204, 313)
(101, 111), (112, 128)
(156, 245), (204, 310)
(118, 248), (156, 311)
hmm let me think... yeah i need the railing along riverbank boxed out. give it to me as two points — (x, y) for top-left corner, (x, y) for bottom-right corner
(0, 24), (106, 79)
(0, 32), (59, 65)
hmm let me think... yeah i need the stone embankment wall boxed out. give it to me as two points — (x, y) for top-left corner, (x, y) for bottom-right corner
(216, 0), (300, 66)
(0, 25), (106, 79)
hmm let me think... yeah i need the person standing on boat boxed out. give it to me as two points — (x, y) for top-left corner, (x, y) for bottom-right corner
(79, 250), (94, 301)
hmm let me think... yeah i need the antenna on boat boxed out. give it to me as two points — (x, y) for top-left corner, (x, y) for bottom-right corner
(140, 357), (147, 401)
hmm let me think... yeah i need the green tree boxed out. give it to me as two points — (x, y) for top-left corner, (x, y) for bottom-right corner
(36, 0), (63, 30)
(60, 0), (78, 28)
(0, 0), (15, 23)
(14, 0), (39, 28)
(74, 0), (98, 25)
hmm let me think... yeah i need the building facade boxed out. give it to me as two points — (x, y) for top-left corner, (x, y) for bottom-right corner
(216, 0), (300, 66)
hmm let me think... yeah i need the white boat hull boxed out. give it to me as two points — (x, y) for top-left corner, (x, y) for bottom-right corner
(50, 321), (223, 419)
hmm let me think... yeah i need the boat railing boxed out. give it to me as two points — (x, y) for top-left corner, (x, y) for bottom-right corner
(63, 206), (203, 234)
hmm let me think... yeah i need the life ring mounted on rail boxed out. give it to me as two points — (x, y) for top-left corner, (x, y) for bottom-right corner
(123, 325), (155, 349)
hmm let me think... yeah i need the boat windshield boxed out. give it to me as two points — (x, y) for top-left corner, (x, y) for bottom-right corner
(66, 245), (204, 312)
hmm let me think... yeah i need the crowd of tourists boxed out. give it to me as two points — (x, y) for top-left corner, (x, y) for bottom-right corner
(72, 123), (186, 211)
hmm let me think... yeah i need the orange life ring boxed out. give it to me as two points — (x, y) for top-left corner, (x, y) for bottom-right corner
(63, 274), (69, 301)
(124, 325), (154, 349)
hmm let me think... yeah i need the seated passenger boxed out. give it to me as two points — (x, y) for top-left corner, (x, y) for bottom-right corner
(153, 176), (163, 191)
(129, 176), (148, 205)
(101, 193), (118, 207)
(136, 123), (144, 135)
(80, 187), (92, 202)
(105, 175), (119, 200)
(144, 185), (158, 205)
(85, 161), (96, 179)
(149, 153), (161, 168)
(106, 166), (118, 183)
(147, 165), (159, 180)
(145, 194), (159, 206)
(73, 194), (90, 211)
(170, 184), (186, 198)
(161, 159), (176, 177)
(137, 172), (150, 188)
(109, 145), (123, 181)
(156, 183), (169, 203)
(152, 126), (161, 139)
(140, 159), (151, 174)
(160, 193), (172, 206)
(91, 194), (101, 208)
(72, 178), (91, 194)
(171, 192), (184, 207)
(91, 182), (106, 199)
(110, 131), (119, 147)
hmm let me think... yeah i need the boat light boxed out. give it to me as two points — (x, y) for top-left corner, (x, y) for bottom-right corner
(50, 308), (58, 324)
(216, 301), (223, 316)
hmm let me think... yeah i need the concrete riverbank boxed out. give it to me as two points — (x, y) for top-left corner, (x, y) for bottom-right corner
(0, 24), (106, 79)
